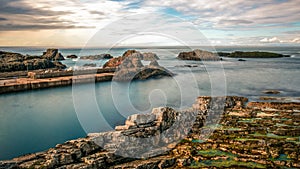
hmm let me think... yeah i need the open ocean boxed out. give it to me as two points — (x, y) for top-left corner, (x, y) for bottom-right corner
(0, 46), (299, 160)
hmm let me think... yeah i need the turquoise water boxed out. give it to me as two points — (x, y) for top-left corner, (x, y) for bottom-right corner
(0, 46), (299, 160)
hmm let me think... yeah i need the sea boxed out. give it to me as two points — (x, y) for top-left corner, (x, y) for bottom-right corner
(0, 46), (299, 160)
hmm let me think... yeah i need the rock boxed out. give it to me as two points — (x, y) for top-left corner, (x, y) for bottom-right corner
(0, 51), (66, 72)
(177, 49), (220, 61)
(103, 50), (160, 68)
(80, 54), (113, 60)
(3, 96), (300, 168)
(238, 59), (246, 61)
(122, 50), (143, 58)
(42, 49), (65, 61)
(263, 90), (280, 94)
(83, 63), (97, 67)
(104, 50), (172, 81)
(66, 55), (78, 59)
(149, 60), (160, 67)
(142, 52), (160, 61)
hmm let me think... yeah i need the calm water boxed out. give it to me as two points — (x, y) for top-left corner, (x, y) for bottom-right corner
(0, 46), (299, 160)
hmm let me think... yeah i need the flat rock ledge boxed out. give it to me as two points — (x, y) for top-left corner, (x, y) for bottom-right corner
(1, 96), (300, 169)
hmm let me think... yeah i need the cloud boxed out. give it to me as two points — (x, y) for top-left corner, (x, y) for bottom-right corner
(143, 0), (300, 29)
(260, 37), (280, 43)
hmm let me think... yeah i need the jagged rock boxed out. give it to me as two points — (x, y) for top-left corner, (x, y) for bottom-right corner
(178, 49), (220, 61)
(103, 50), (160, 68)
(0, 51), (66, 72)
(42, 49), (65, 61)
(105, 50), (172, 81)
(66, 55), (78, 59)
(80, 54), (113, 60)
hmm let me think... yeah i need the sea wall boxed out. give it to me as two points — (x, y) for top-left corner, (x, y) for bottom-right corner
(27, 68), (116, 79)
(0, 73), (114, 94)
(2, 96), (299, 168)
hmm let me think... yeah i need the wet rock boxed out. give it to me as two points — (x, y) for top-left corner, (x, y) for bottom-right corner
(238, 59), (246, 61)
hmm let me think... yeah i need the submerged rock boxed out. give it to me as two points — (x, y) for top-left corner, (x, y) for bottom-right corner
(66, 55), (78, 59)
(177, 49), (220, 61)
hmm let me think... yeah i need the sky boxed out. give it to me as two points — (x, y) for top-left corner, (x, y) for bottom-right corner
(0, 0), (299, 47)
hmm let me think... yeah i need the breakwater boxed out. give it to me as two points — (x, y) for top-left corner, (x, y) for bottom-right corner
(0, 68), (115, 94)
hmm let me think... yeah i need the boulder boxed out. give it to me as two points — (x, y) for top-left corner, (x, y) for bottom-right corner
(178, 49), (220, 61)
(42, 49), (65, 61)
(66, 55), (78, 59)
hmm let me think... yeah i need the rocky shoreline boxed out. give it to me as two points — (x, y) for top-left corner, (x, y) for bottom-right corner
(1, 96), (299, 169)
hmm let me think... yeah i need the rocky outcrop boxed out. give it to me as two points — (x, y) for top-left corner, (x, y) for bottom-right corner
(2, 96), (300, 168)
(0, 51), (66, 72)
(227, 51), (287, 58)
(103, 50), (160, 68)
(104, 50), (171, 81)
(66, 55), (78, 59)
(113, 55), (172, 81)
(80, 54), (113, 60)
(42, 49), (65, 61)
(178, 49), (220, 61)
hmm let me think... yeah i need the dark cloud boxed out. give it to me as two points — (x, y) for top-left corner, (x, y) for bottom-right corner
(0, 0), (82, 31)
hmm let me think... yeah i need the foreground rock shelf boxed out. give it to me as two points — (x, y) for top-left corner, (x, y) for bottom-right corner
(1, 96), (299, 169)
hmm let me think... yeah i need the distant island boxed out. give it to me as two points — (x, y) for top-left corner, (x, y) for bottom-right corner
(217, 51), (289, 58)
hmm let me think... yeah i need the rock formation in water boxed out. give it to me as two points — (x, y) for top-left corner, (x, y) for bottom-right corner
(42, 49), (65, 61)
(103, 50), (159, 68)
(104, 50), (170, 81)
(217, 51), (289, 58)
(177, 49), (220, 61)
(80, 54), (113, 60)
(3, 96), (299, 168)
(0, 51), (66, 72)
(66, 55), (78, 59)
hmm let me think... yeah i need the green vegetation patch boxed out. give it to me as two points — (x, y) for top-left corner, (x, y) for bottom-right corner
(190, 159), (266, 168)
(197, 149), (236, 158)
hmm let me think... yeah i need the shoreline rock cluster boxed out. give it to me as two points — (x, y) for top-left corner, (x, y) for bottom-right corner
(0, 49), (66, 73)
(2, 96), (299, 168)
